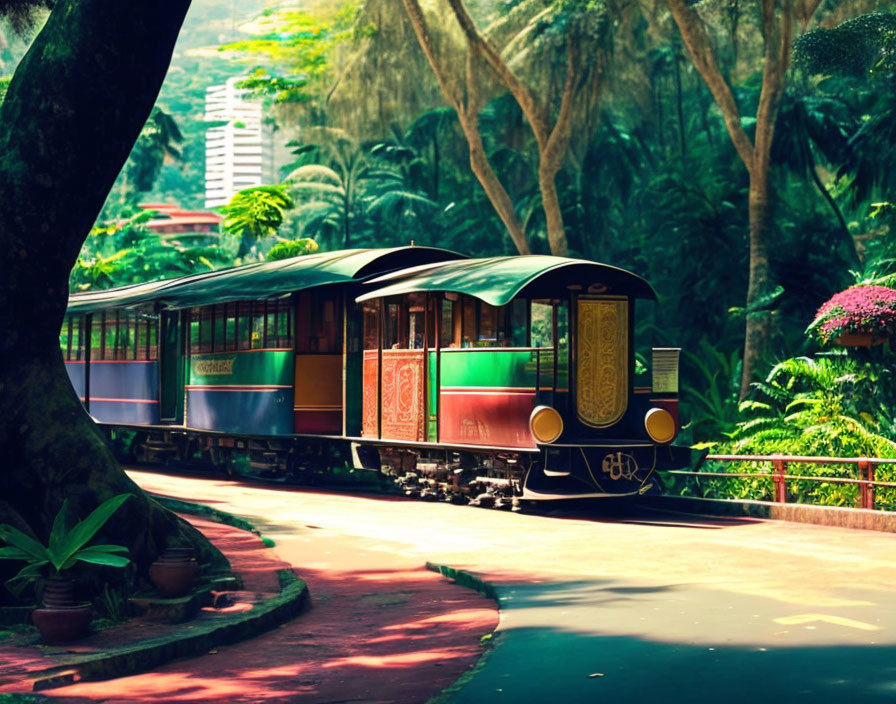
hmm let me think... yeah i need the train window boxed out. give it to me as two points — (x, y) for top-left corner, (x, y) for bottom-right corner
(363, 303), (378, 350)
(557, 303), (569, 350)
(60, 315), (85, 361)
(295, 291), (341, 353)
(510, 299), (527, 347)
(251, 302), (265, 349)
(407, 294), (425, 350)
(530, 302), (553, 347)
(462, 297), (476, 347)
(265, 304), (277, 348)
(440, 299), (455, 347)
(238, 302), (252, 351)
(384, 302), (400, 349)
(104, 312), (117, 359)
(189, 310), (200, 354)
(275, 299), (292, 347)
(137, 315), (148, 358)
(213, 304), (227, 351)
(478, 302), (498, 346)
(148, 315), (158, 361)
(91, 313), (103, 359)
(200, 308), (213, 352)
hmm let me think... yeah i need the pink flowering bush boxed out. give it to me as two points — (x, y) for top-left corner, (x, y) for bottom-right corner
(809, 285), (896, 344)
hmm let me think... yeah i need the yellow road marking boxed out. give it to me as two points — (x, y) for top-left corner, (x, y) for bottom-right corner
(774, 614), (880, 631)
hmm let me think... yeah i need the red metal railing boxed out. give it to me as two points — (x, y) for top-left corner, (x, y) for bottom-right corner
(666, 455), (896, 511)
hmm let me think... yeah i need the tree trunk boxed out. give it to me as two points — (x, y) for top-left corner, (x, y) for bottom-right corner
(400, 0), (530, 254)
(539, 162), (568, 257)
(740, 169), (773, 397)
(0, 0), (226, 599)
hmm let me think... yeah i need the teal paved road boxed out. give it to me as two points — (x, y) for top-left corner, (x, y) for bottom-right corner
(131, 469), (896, 703)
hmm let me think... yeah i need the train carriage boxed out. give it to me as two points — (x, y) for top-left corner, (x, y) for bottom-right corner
(62, 247), (690, 504)
(353, 256), (690, 502)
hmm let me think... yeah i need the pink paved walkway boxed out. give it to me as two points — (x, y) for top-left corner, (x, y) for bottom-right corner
(0, 515), (498, 703)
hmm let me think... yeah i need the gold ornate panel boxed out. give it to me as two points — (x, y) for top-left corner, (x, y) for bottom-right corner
(576, 298), (629, 427)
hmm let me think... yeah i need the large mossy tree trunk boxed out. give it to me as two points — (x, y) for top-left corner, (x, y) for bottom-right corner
(0, 0), (226, 601)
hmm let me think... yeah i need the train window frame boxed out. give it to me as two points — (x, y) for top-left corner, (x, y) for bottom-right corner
(61, 314), (86, 362)
(189, 298), (295, 355)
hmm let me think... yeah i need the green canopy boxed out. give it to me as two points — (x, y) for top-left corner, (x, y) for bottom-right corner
(356, 256), (657, 307)
(68, 246), (465, 314)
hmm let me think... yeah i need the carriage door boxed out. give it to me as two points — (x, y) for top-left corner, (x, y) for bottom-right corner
(575, 297), (629, 427)
(362, 296), (427, 441)
(159, 310), (184, 423)
(294, 289), (343, 434)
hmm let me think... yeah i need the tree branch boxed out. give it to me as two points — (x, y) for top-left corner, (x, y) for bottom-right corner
(444, 0), (548, 147)
(666, 0), (755, 171)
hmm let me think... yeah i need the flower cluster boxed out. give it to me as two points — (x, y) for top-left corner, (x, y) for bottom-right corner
(809, 285), (896, 344)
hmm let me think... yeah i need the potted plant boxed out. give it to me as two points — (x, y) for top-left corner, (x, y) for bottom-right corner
(808, 284), (896, 347)
(0, 493), (132, 643)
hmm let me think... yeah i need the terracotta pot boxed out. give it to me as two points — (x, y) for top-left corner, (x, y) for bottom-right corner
(835, 332), (888, 347)
(149, 549), (198, 597)
(33, 577), (92, 644)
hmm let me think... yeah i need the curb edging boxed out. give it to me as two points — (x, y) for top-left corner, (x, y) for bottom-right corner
(30, 494), (310, 692)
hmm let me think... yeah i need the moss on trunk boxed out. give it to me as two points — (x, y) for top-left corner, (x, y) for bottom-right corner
(0, 0), (227, 603)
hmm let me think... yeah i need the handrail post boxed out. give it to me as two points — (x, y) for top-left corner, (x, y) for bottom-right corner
(858, 460), (874, 511)
(772, 458), (787, 503)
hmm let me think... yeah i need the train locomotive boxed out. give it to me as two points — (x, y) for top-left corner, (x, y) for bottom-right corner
(62, 246), (691, 506)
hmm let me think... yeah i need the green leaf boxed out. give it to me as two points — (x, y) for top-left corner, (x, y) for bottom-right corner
(77, 544), (130, 555)
(53, 494), (132, 568)
(75, 553), (132, 568)
(0, 525), (50, 563)
(6, 561), (49, 586)
(48, 499), (69, 554)
(0, 546), (36, 561)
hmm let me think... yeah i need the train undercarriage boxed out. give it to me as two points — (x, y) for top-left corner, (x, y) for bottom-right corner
(106, 425), (667, 510)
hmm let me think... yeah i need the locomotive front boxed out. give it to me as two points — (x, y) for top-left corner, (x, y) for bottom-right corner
(355, 256), (691, 503)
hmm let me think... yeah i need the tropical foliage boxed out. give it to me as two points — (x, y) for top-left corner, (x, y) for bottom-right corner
(0, 494), (133, 588)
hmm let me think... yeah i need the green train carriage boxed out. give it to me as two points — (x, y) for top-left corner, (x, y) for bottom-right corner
(353, 256), (690, 503)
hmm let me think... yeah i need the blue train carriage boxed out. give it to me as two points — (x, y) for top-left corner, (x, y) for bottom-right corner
(64, 247), (465, 474)
(353, 256), (692, 503)
(64, 280), (179, 426)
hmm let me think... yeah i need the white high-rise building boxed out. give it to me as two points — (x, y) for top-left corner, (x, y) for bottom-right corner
(204, 77), (274, 209)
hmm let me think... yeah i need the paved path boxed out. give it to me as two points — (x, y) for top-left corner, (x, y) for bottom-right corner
(36, 478), (496, 704)
(118, 470), (896, 702)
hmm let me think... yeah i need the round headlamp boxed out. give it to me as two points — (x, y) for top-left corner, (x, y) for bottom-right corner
(530, 405), (564, 444)
(644, 407), (676, 444)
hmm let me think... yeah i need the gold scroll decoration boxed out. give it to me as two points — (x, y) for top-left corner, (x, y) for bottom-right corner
(576, 298), (629, 427)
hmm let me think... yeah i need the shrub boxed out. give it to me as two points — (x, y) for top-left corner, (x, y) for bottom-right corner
(808, 284), (896, 345)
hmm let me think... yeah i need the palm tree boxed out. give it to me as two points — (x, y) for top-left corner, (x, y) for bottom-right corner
(286, 128), (435, 248)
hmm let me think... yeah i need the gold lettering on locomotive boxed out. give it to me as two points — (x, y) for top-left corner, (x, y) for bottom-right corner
(601, 452), (638, 481)
(193, 358), (235, 376)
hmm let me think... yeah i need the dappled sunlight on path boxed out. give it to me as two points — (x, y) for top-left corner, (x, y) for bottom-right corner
(42, 559), (495, 703)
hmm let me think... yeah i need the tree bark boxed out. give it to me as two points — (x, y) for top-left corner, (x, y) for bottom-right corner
(0, 0), (226, 599)
(444, 0), (581, 256)
(667, 0), (801, 398)
(400, 0), (530, 254)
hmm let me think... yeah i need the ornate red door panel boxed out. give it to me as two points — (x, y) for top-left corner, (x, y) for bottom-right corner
(380, 350), (425, 441)
(362, 350), (379, 437)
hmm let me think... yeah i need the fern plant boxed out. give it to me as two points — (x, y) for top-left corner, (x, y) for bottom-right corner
(710, 356), (896, 506)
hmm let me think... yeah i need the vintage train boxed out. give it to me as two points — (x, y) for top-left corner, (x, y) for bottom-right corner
(62, 246), (691, 507)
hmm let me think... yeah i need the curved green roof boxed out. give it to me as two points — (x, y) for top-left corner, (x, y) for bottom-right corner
(68, 246), (465, 313)
(356, 256), (656, 307)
